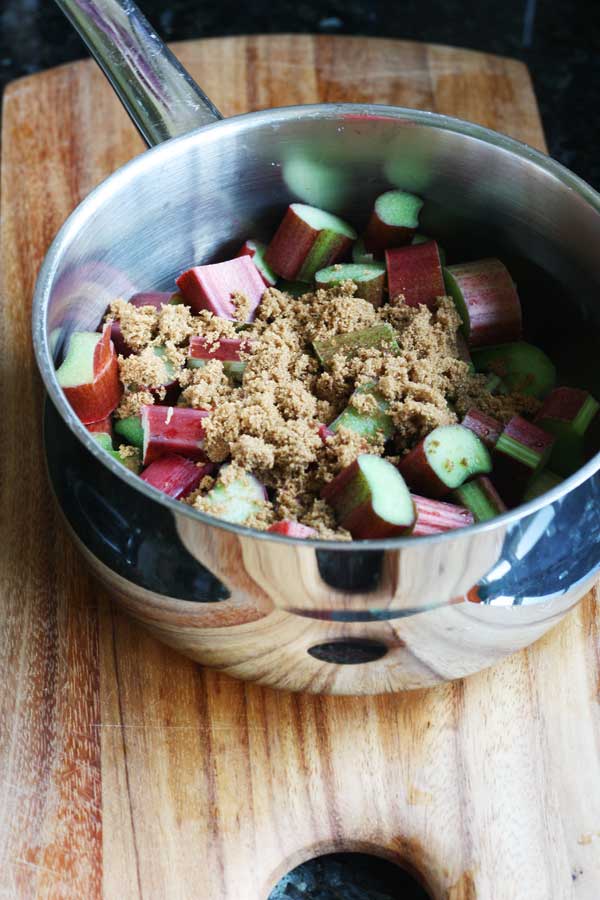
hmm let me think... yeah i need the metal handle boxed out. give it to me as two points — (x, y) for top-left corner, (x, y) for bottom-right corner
(54, 0), (222, 146)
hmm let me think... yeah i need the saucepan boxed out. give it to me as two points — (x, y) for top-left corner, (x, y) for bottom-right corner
(33, 0), (600, 693)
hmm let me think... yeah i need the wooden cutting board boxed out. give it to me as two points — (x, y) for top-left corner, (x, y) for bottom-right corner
(1, 35), (599, 900)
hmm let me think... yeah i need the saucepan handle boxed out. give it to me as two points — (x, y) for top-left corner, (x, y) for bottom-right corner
(54, 0), (222, 146)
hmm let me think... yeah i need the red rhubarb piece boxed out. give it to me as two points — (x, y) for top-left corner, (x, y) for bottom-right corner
(398, 425), (492, 498)
(264, 204), (357, 282)
(492, 416), (555, 506)
(188, 335), (252, 363)
(141, 405), (210, 465)
(129, 291), (173, 309)
(535, 387), (599, 476)
(317, 423), (335, 443)
(267, 521), (318, 538)
(176, 255), (265, 321)
(411, 494), (474, 536)
(363, 190), (423, 255)
(461, 408), (503, 449)
(236, 239), (277, 286)
(321, 454), (415, 539)
(386, 240), (445, 308)
(141, 455), (214, 499)
(444, 259), (522, 347)
(86, 415), (113, 437)
(57, 324), (122, 424)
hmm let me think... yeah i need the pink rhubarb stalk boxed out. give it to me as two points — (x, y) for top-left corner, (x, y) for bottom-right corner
(141, 405), (210, 465)
(176, 255), (265, 321)
(444, 258), (522, 347)
(461, 408), (503, 449)
(267, 521), (318, 538)
(236, 239), (277, 286)
(411, 495), (474, 536)
(492, 415), (555, 506)
(386, 240), (445, 308)
(62, 324), (122, 424)
(141, 454), (214, 499)
(188, 335), (253, 362)
(264, 204), (356, 282)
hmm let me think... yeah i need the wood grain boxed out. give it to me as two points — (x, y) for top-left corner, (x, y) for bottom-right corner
(1, 35), (598, 899)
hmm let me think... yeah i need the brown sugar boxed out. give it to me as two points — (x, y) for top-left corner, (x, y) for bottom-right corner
(118, 347), (169, 392)
(115, 389), (155, 419)
(108, 298), (158, 351)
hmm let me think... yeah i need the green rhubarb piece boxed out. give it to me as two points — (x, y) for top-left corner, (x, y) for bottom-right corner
(537, 392), (600, 476)
(202, 466), (266, 524)
(352, 239), (375, 264)
(169, 292), (185, 305)
(471, 342), (556, 399)
(153, 345), (177, 383)
(330, 383), (394, 442)
(56, 331), (100, 387)
(453, 479), (503, 523)
(277, 279), (309, 297)
(246, 240), (277, 285)
(495, 432), (542, 469)
(315, 263), (386, 306)
(187, 357), (246, 382)
(523, 470), (563, 502)
(295, 205), (357, 282)
(412, 233), (446, 265)
(114, 415), (144, 449)
(313, 323), (399, 368)
(92, 432), (114, 452)
(424, 425), (492, 489)
(110, 448), (141, 474)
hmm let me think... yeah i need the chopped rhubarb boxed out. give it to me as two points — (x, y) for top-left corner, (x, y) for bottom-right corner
(313, 324), (399, 368)
(265, 204), (357, 282)
(352, 238), (375, 264)
(141, 454), (214, 499)
(386, 240), (444, 308)
(330, 383), (394, 441)
(114, 415), (144, 449)
(57, 324), (122, 424)
(129, 291), (173, 309)
(363, 190), (423, 255)
(398, 425), (492, 498)
(237, 239), (277, 286)
(86, 415), (113, 436)
(315, 262), (386, 307)
(411, 494), (474, 535)
(534, 387), (600, 476)
(318, 423), (335, 443)
(443, 259), (522, 347)
(267, 521), (318, 538)
(176, 255), (265, 321)
(141, 405), (210, 465)
(187, 335), (251, 382)
(471, 341), (556, 399)
(412, 233), (446, 265)
(91, 432), (113, 452)
(202, 466), (267, 524)
(523, 469), (564, 502)
(92, 431), (140, 473)
(461, 408), (503, 449)
(492, 416), (555, 506)
(321, 454), (416, 539)
(453, 476), (507, 522)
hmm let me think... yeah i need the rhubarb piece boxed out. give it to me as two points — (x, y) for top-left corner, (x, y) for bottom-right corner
(86, 415), (113, 436)
(453, 476), (507, 522)
(141, 405), (209, 465)
(108, 320), (131, 358)
(237, 239), (277, 286)
(321, 454), (415, 539)
(492, 416), (555, 506)
(398, 425), (492, 498)
(141, 454), (213, 499)
(276, 279), (308, 297)
(363, 190), (423, 254)
(114, 415), (144, 449)
(534, 387), (600, 476)
(57, 324), (121, 424)
(111, 448), (141, 474)
(187, 335), (251, 382)
(176, 255), (265, 321)
(315, 262), (386, 307)
(151, 346), (179, 402)
(202, 466), (267, 524)
(264, 204), (357, 282)
(461, 408), (503, 449)
(313, 324), (399, 368)
(386, 240), (444, 308)
(129, 291), (172, 309)
(330, 383), (394, 441)
(471, 342), (556, 399)
(91, 432), (113, 452)
(352, 239), (375, 264)
(443, 259), (522, 347)
(523, 469), (564, 502)
(318, 423), (335, 443)
(411, 494), (474, 535)
(412, 233), (446, 265)
(267, 521), (318, 538)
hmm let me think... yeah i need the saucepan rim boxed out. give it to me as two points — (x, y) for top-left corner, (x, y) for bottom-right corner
(32, 102), (600, 550)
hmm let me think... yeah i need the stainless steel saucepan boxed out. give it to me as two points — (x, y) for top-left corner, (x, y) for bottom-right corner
(33, 0), (600, 693)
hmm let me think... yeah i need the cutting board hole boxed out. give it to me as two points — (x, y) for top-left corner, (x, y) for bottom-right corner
(268, 852), (431, 899)
(307, 639), (388, 664)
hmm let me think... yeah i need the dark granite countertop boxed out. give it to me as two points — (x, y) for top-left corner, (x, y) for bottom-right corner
(1, 2), (598, 897)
